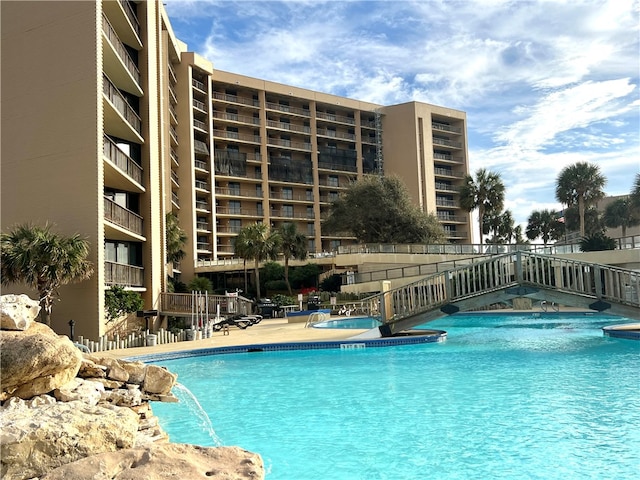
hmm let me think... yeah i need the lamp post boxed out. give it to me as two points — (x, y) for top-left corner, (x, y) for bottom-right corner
(68, 319), (75, 342)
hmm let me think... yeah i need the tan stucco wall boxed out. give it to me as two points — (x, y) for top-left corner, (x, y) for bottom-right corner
(1, 1), (103, 339)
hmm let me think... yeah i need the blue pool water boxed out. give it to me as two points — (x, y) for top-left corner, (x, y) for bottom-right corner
(152, 313), (640, 479)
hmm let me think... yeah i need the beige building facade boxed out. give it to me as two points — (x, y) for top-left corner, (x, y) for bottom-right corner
(1, 0), (472, 339)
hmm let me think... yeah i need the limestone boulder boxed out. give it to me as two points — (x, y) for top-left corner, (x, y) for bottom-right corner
(0, 323), (82, 400)
(0, 294), (40, 331)
(143, 364), (177, 395)
(0, 400), (139, 480)
(41, 444), (264, 480)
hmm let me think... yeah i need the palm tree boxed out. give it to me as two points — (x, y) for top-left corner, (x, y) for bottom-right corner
(459, 168), (505, 245)
(1, 223), (93, 326)
(166, 212), (187, 264)
(555, 162), (606, 237)
(526, 209), (564, 246)
(278, 223), (308, 295)
(603, 197), (639, 238)
(234, 223), (281, 300)
(630, 173), (640, 210)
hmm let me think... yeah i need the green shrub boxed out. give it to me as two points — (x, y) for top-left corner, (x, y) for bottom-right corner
(105, 286), (144, 323)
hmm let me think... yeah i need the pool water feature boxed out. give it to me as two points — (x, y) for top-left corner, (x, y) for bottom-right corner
(152, 313), (639, 479)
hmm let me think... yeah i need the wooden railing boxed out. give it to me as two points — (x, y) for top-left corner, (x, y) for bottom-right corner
(159, 293), (253, 316)
(105, 261), (144, 287)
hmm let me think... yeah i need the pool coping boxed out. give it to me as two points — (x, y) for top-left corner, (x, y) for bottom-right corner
(602, 323), (640, 341)
(126, 330), (447, 363)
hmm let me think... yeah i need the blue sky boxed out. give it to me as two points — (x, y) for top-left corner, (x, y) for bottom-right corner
(165, 0), (639, 229)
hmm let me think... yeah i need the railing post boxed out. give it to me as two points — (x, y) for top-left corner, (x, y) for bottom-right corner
(514, 251), (523, 283)
(594, 265), (603, 298)
(380, 280), (392, 322)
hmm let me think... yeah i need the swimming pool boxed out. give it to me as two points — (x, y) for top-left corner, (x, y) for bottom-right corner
(151, 313), (639, 479)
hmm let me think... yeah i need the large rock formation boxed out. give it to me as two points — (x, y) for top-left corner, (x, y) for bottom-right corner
(41, 444), (264, 480)
(0, 321), (82, 401)
(0, 293), (40, 330)
(0, 294), (264, 480)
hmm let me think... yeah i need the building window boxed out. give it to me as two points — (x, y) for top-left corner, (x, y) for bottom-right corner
(282, 187), (293, 200)
(306, 189), (313, 201)
(328, 176), (339, 187)
(282, 205), (294, 218)
(229, 200), (241, 214)
(230, 219), (242, 233)
(229, 182), (240, 195)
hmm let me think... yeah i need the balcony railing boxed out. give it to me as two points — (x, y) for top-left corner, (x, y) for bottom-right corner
(216, 207), (262, 216)
(215, 187), (261, 198)
(317, 161), (358, 173)
(213, 91), (259, 107)
(170, 149), (179, 166)
(195, 180), (209, 191)
(436, 198), (456, 207)
(194, 119), (208, 131)
(265, 102), (310, 117)
(196, 222), (210, 231)
(266, 120), (310, 133)
(316, 111), (356, 125)
(212, 129), (261, 143)
(105, 261), (143, 287)
(194, 159), (209, 171)
(195, 201), (209, 211)
(268, 138), (312, 151)
(214, 111), (260, 125)
(435, 183), (459, 192)
(270, 210), (315, 219)
(118, 0), (140, 37)
(437, 214), (467, 223)
(103, 74), (141, 133)
(171, 192), (180, 207)
(192, 78), (206, 91)
(193, 99), (207, 111)
(434, 167), (464, 178)
(432, 122), (462, 134)
(433, 137), (462, 148)
(317, 128), (356, 141)
(171, 170), (179, 186)
(103, 136), (142, 185)
(102, 15), (141, 85)
(216, 226), (243, 234)
(104, 197), (143, 236)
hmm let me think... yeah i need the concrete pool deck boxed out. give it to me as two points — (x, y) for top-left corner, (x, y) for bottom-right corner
(106, 318), (364, 360)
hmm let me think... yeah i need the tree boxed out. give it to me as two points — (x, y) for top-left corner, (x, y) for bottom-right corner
(555, 162), (606, 237)
(104, 285), (144, 323)
(580, 233), (616, 252)
(603, 197), (639, 238)
(188, 276), (213, 292)
(322, 175), (446, 244)
(459, 168), (505, 245)
(483, 209), (515, 244)
(278, 223), (308, 295)
(631, 173), (640, 209)
(234, 223), (281, 299)
(564, 205), (604, 237)
(526, 209), (565, 246)
(166, 212), (187, 264)
(1, 223), (93, 326)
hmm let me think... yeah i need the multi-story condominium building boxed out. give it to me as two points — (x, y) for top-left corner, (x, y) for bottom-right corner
(1, 0), (471, 339)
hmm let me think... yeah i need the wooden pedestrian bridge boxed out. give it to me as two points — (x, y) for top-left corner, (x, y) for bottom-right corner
(355, 251), (639, 336)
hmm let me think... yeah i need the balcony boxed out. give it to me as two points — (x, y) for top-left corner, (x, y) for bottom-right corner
(103, 136), (143, 189)
(270, 210), (314, 220)
(197, 243), (212, 252)
(103, 74), (142, 142)
(433, 137), (462, 149)
(169, 125), (178, 145)
(194, 119), (208, 132)
(192, 78), (207, 92)
(214, 111), (260, 126)
(267, 138), (312, 151)
(194, 159), (209, 171)
(196, 222), (211, 232)
(432, 122), (462, 134)
(195, 180), (209, 191)
(171, 170), (179, 187)
(195, 201), (210, 211)
(317, 161), (358, 173)
(216, 207), (262, 217)
(105, 261), (144, 287)
(170, 149), (179, 167)
(213, 91), (259, 108)
(171, 192), (180, 208)
(102, 0), (141, 49)
(215, 187), (262, 198)
(212, 129), (260, 144)
(265, 102), (310, 117)
(266, 120), (310, 133)
(102, 14), (141, 96)
(317, 128), (356, 141)
(104, 196), (144, 238)
(436, 198), (457, 207)
(434, 167), (464, 178)
(316, 111), (355, 125)
(437, 213), (467, 223)
(193, 99), (207, 112)
(435, 183), (459, 193)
